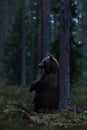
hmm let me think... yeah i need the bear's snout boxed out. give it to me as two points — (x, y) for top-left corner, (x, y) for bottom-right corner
(38, 63), (43, 68)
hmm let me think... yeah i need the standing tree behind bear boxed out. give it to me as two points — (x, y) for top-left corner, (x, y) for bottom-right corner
(30, 55), (59, 112)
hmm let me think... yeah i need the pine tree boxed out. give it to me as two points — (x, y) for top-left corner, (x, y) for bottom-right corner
(38, 0), (51, 61)
(0, 0), (8, 83)
(21, 0), (26, 87)
(59, 0), (70, 109)
(51, 0), (83, 84)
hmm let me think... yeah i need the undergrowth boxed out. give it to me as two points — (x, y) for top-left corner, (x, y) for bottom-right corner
(0, 84), (87, 129)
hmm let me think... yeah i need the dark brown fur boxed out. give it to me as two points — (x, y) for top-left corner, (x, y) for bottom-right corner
(30, 55), (59, 112)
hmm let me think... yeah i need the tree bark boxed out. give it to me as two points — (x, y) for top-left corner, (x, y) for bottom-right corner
(0, 0), (7, 83)
(59, 0), (70, 109)
(38, 0), (51, 62)
(21, 0), (26, 87)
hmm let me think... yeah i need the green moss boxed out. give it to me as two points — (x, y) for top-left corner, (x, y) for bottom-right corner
(0, 84), (87, 129)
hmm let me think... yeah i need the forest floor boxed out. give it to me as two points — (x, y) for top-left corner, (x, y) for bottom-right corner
(0, 83), (87, 129)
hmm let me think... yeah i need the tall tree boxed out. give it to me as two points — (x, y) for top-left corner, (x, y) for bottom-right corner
(38, 0), (51, 62)
(28, 0), (40, 82)
(29, 0), (34, 83)
(0, 0), (7, 83)
(59, 0), (70, 109)
(21, 0), (26, 87)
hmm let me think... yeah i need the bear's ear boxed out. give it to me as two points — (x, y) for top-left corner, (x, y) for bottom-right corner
(50, 55), (54, 61)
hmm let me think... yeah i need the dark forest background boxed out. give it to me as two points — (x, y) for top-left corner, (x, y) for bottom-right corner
(0, 0), (84, 86)
(0, 0), (87, 129)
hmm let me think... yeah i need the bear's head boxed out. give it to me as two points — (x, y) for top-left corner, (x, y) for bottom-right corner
(38, 55), (59, 73)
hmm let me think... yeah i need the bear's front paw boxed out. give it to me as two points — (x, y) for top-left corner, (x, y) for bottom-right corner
(30, 84), (33, 92)
(30, 83), (36, 92)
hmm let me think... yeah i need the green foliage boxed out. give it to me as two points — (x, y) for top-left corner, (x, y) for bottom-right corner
(4, 5), (22, 85)
(70, 0), (83, 83)
(2, 0), (83, 85)
(4, 1), (40, 85)
(71, 86), (87, 110)
(4, 4), (30, 85)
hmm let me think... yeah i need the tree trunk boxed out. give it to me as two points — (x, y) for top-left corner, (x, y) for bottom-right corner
(59, 0), (70, 109)
(38, 0), (51, 62)
(0, 0), (7, 83)
(21, 0), (26, 87)
(29, 0), (33, 83)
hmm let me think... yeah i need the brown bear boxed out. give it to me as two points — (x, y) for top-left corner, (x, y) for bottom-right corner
(30, 55), (59, 112)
